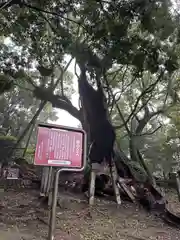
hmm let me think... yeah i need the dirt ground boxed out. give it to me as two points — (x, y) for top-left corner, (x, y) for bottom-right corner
(0, 188), (180, 240)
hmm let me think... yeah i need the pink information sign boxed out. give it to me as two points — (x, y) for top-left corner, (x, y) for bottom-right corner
(34, 124), (85, 168)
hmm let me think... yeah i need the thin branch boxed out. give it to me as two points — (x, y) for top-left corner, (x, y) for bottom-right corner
(135, 109), (164, 134)
(137, 125), (162, 136)
(25, 75), (38, 88)
(103, 73), (131, 136)
(114, 71), (164, 130)
(106, 67), (123, 76)
(135, 89), (154, 117)
(119, 133), (129, 140)
(109, 74), (137, 112)
(120, 65), (129, 90)
(107, 66), (131, 111)
(0, 0), (13, 10)
(53, 57), (73, 89)
(23, 2), (84, 29)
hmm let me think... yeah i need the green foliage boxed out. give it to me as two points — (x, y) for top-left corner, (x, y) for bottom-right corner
(0, 135), (17, 141)
(0, 86), (59, 145)
(24, 148), (35, 164)
(0, 0), (179, 75)
(0, 135), (17, 163)
(0, 74), (13, 94)
(25, 148), (35, 154)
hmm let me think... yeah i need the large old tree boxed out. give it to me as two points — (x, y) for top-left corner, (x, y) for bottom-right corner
(0, 0), (180, 182)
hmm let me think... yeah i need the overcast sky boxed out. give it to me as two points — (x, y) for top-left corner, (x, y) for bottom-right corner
(49, 58), (81, 128)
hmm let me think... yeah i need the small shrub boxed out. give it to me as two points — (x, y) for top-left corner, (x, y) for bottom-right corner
(24, 148), (35, 164)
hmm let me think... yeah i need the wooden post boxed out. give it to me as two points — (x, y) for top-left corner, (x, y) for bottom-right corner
(48, 168), (54, 207)
(40, 167), (47, 196)
(89, 163), (101, 205)
(40, 167), (51, 197)
(175, 172), (180, 202)
(89, 170), (96, 205)
(46, 167), (53, 195)
(110, 160), (121, 205)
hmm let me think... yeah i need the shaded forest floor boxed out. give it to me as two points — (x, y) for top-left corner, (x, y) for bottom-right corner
(0, 188), (180, 240)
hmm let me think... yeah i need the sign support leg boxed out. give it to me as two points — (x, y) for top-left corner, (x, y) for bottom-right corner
(40, 167), (49, 197)
(47, 167), (87, 240)
(46, 167), (53, 196)
(48, 168), (61, 240)
(40, 167), (46, 196)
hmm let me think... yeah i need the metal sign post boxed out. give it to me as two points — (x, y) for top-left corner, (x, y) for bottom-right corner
(48, 166), (86, 240)
(34, 123), (87, 240)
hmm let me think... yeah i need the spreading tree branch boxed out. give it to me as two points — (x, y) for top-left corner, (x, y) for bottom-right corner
(103, 73), (131, 136)
(34, 87), (81, 120)
(138, 125), (162, 136)
(22, 2), (84, 29)
(135, 109), (164, 135)
(114, 71), (164, 130)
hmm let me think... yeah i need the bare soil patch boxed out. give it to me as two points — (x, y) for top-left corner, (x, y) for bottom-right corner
(0, 189), (179, 240)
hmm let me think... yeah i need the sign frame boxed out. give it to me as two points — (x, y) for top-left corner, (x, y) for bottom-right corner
(34, 122), (87, 240)
(34, 122), (87, 169)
